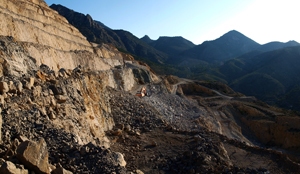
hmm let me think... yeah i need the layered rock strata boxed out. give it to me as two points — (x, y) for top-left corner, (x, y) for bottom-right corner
(0, 0), (124, 74)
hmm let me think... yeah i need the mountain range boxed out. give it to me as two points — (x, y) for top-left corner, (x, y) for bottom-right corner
(50, 4), (300, 111)
(50, 4), (168, 64)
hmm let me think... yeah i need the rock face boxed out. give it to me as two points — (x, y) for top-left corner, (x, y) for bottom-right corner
(242, 115), (300, 149)
(0, 0), (124, 75)
(0, 2), (156, 172)
(16, 138), (50, 174)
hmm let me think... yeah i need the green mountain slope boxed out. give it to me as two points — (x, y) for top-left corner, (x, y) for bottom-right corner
(259, 40), (300, 52)
(277, 84), (300, 111)
(231, 72), (285, 103)
(217, 46), (300, 108)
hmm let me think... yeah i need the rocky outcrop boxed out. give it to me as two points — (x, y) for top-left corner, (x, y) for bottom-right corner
(0, 0), (157, 154)
(0, 60), (156, 148)
(0, 0), (125, 75)
(242, 115), (300, 149)
(132, 68), (153, 84)
(0, 0), (91, 51)
(0, 0), (155, 151)
(0, 63), (150, 172)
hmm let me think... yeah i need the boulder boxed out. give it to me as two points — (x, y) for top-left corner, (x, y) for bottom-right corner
(50, 97), (57, 107)
(38, 107), (47, 116)
(16, 81), (23, 94)
(8, 81), (17, 93)
(33, 86), (42, 99)
(24, 78), (35, 90)
(0, 82), (9, 93)
(0, 158), (5, 166)
(51, 85), (66, 95)
(55, 95), (67, 103)
(113, 152), (126, 167)
(58, 69), (68, 78)
(23, 82), (31, 90)
(16, 138), (50, 174)
(0, 161), (29, 174)
(52, 166), (73, 174)
(112, 129), (122, 136)
(48, 112), (56, 120)
(36, 71), (47, 82)
(29, 77), (35, 88)
(0, 95), (4, 105)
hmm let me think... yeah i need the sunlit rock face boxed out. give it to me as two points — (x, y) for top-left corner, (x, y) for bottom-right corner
(0, 0), (124, 74)
(0, 0), (157, 147)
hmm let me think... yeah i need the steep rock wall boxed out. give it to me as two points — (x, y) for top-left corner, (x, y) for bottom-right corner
(0, 0), (91, 50)
(0, 36), (122, 76)
(243, 116), (300, 149)
(0, 0), (124, 73)
(0, 0), (158, 149)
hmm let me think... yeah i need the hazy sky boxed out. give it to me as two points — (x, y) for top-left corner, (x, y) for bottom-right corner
(44, 0), (300, 45)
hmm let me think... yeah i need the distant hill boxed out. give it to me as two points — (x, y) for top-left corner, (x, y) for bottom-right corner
(179, 30), (260, 64)
(50, 4), (168, 64)
(113, 30), (168, 63)
(149, 36), (195, 56)
(140, 35), (154, 44)
(258, 40), (300, 52)
(217, 46), (300, 108)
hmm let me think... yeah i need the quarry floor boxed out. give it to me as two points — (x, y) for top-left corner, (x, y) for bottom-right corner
(107, 82), (299, 174)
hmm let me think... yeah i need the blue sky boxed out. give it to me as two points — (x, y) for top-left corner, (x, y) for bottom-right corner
(44, 0), (300, 45)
